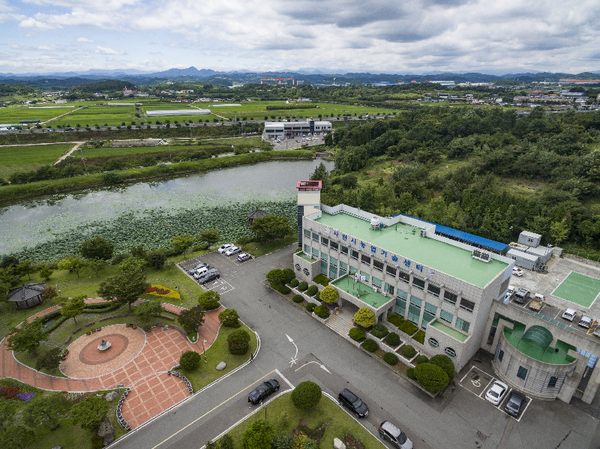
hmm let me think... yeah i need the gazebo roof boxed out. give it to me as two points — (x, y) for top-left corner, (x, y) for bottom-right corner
(247, 209), (269, 219)
(8, 283), (46, 303)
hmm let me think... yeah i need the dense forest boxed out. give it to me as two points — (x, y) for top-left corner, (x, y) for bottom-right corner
(310, 107), (600, 256)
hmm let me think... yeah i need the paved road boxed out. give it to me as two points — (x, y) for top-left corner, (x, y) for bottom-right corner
(112, 245), (600, 449)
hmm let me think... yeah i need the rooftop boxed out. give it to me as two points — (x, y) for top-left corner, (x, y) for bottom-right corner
(504, 322), (575, 365)
(430, 320), (468, 342)
(314, 212), (508, 288)
(331, 275), (391, 309)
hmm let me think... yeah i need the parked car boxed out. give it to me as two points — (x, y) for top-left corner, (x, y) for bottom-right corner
(217, 243), (235, 254)
(579, 315), (593, 328)
(379, 421), (413, 449)
(238, 253), (252, 262)
(193, 267), (209, 279)
(224, 246), (241, 256)
(562, 308), (577, 321)
(512, 267), (524, 277)
(248, 379), (279, 404)
(485, 380), (509, 406)
(338, 389), (369, 417)
(197, 268), (220, 285)
(528, 297), (543, 311)
(593, 326), (600, 338)
(504, 391), (526, 417)
(505, 286), (516, 301)
(188, 262), (208, 275)
(513, 288), (530, 304)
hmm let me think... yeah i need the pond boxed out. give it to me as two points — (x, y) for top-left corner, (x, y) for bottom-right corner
(0, 159), (334, 260)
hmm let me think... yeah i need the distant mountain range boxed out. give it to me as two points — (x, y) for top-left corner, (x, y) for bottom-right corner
(0, 67), (599, 89)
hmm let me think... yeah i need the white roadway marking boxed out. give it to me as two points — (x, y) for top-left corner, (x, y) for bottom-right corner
(294, 360), (332, 374)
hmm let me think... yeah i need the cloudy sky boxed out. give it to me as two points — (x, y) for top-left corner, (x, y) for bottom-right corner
(0, 0), (599, 75)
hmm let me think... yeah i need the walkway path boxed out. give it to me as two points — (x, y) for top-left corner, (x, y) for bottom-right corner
(0, 298), (224, 429)
(54, 141), (84, 165)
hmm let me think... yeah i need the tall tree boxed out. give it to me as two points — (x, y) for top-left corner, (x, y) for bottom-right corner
(242, 419), (275, 449)
(177, 308), (205, 333)
(199, 229), (220, 246)
(171, 234), (194, 254)
(60, 294), (86, 325)
(71, 396), (110, 430)
(16, 260), (36, 281)
(97, 268), (149, 312)
(250, 215), (292, 242)
(23, 392), (72, 431)
(6, 319), (48, 355)
(79, 237), (115, 261)
(134, 299), (164, 324)
(57, 257), (87, 278)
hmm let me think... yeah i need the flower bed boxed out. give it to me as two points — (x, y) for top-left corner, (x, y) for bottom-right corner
(145, 284), (181, 299)
(0, 382), (37, 402)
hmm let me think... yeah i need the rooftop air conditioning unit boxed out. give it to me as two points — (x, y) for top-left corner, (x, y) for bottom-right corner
(472, 249), (491, 263)
(420, 229), (427, 237)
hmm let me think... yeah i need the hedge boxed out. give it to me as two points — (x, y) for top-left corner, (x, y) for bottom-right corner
(290, 279), (299, 288)
(292, 295), (304, 303)
(306, 285), (318, 297)
(407, 368), (417, 380)
(414, 363), (449, 394)
(387, 314), (405, 327)
(399, 320), (418, 336)
(314, 305), (329, 319)
(385, 332), (400, 347)
(415, 355), (429, 365)
(361, 338), (378, 353)
(383, 352), (398, 365)
(306, 303), (315, 312)
(413, 330), (425, 344)
(370, 323), (389, 339)
(349, 327), (366, 342)
(401, 345), (417, 359)
(430, 354), (455, 382)
(313, 274), (330, 286)
(279, 285), (291, 295)
(298, 281), (308, 292)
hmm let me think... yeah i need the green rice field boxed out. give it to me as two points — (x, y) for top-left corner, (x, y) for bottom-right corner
(0, 105), (80, 124)
(0, 143), (73, 166)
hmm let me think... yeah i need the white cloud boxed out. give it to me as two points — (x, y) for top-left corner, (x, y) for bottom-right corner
(76, 37), (94, 42)
(19, 16), (60, 30)
(95, 45), (126, 55)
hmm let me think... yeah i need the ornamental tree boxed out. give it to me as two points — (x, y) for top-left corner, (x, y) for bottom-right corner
(57, 256), (87, 278)
(71, 396), (110, 430)
(134, 299), (164, 324)
(319, 285), (339, 304)
(23, 392), (72, 431)
(227, 329), (250, 355)
(97, 268), (149, 312)
(354, 307), (376, 328)
(198, 290), (221, 310)
(219, 308), (240, 327)
(242, 419), (275, 449)
(7, 319), (48, 355)
(60, 294), (86, 325)
(250, 215), (292, 242)
(180, 350), (202, 371)
(291, 381), (322, 410)
(177, 308), (205, 333)
(414, 363), (449, 394)
(79, 236), (114, 260)
(171, 234), (194, 254)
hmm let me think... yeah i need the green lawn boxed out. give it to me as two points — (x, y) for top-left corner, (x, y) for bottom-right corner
(222, 391), (386, 449)
(0, 143), (74, 166)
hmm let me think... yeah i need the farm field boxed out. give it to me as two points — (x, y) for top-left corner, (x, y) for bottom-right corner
(0, 105), (79, 124)
(51, 104), (137, 127)
(0, 143), (74, 179)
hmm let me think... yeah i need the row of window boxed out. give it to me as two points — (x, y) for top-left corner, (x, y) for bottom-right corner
(396, 295), (470, 334)
(498, 350), (559, 388)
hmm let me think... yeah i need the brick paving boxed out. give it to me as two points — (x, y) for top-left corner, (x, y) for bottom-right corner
(0, 299), (225, 429)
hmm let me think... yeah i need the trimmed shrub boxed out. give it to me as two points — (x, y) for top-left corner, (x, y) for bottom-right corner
(385, 332), (401, 347)
(387, 313), (405, 327)
(370, 323), (389, 339)
(279, 285), (291, 295)
(290, 279), (299, 288)
(306, 285), (318, 296)
(293, 295), (304, 303)
(319, 285), (338, 304)
(354, 307), (376, 328)
(282, 268), (295, 284)
(429, 354), (456, 382)
(361, 338), (378, 353)
(399, 320), (418, 336)
(314, 291), (320, 301)
(298, 281), (308, 292)
(306, 303), (315, 312)
(227, 329), (250, 355)
(291, 381), (322, 410)
(402, 345), (417, 359)
(414, 363), (449, 394)
(383, 352), (398, 365)
(407, 368), (417, 380)
(349, 327), (366, 342)
(218, 309), (240, 327)
(415, 355), (429, 365)
(314, 305), (329, 319)
(413, 330), (425, 344)
(180, 350), (202, 371)
(313, 274), (330, 286)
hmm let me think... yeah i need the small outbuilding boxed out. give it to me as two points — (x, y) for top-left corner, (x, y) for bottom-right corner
(247, 209), (269, 226)
(7, 283), (46, 309)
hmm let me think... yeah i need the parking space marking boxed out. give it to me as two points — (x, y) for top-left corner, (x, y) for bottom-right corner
(206, 279), (235, 295)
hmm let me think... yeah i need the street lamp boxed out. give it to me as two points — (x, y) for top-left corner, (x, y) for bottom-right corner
(202, 339), (207, 363)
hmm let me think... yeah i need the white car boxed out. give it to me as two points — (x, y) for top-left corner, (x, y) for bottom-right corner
(218, 243), (235, 254)
(505, 286), (515, 301)
(562, 308), (577, 321)
(579, 315), (593, 328)
(485, 380), (509, 406)
(512, 267), (524, 277)
(224, 246), (241, 256)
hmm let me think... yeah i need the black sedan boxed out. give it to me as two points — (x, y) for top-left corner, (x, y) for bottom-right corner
(248, 379), (280, 404)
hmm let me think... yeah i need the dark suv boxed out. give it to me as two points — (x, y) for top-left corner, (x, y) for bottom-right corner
(513, 288), (530, 304)
(338, 389), (368, 417)
(248, 379), (280, 404)
(504, 391), (526, 417)
(379, 421), (413, 449)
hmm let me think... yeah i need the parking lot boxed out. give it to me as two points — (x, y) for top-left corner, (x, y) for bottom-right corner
(459, 366), (532, 421)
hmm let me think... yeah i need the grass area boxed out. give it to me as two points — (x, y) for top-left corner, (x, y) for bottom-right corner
(0, 143), (74, 166)
(222, 391), (386, 448)
(51, 104), (137, 127)
(242, 235), (298, 258)
(177, 323), (257, 391)
(0, 105), (77, 123)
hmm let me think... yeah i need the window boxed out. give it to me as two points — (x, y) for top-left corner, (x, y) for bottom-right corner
(372, 277), (382, 288)
(498, 350), (504, 362)
(330, 257), (338, 267)
(321, 259), (327, 275)
(395, 296), (407, 316)
(412, 277), (425, 290)
(295, 263), (301, 271)
(399, 271), (410, 283)
(321, 253), (328, 261)
(422, 303), (437, 329)
(444, 290), (457, 305)
(360, 271), (370, 282)
(304, 229), (310, 238)
(460, 298), (475, 313)
(330, 241), (339, 251)
(321, 236), (329, 246)
(341, 245), (348, 255)
(303, 268), (309, 276)
(312, 232), (319, 242)
(517, 366), (528, 380)
(361, 254), (371, 265)
(385, 283), (395, 296)
(351, 249), (359, 260)
(445, 347), (457, 358)
(397, 289), (407, 299)
(427, 284), (440, 297)
(440, 310), (453, 324)
(339, 261), (347, 276)
(304, 244), (310, 253)
(548, 376), (558, 388)
(373, 260), (384, 271)
(429, 338), (439, 348)
(408, 296), (422, 324)
(456, 318), (470, 333)
(312, 247), (319, 256)
(386, 265), (397, 277)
